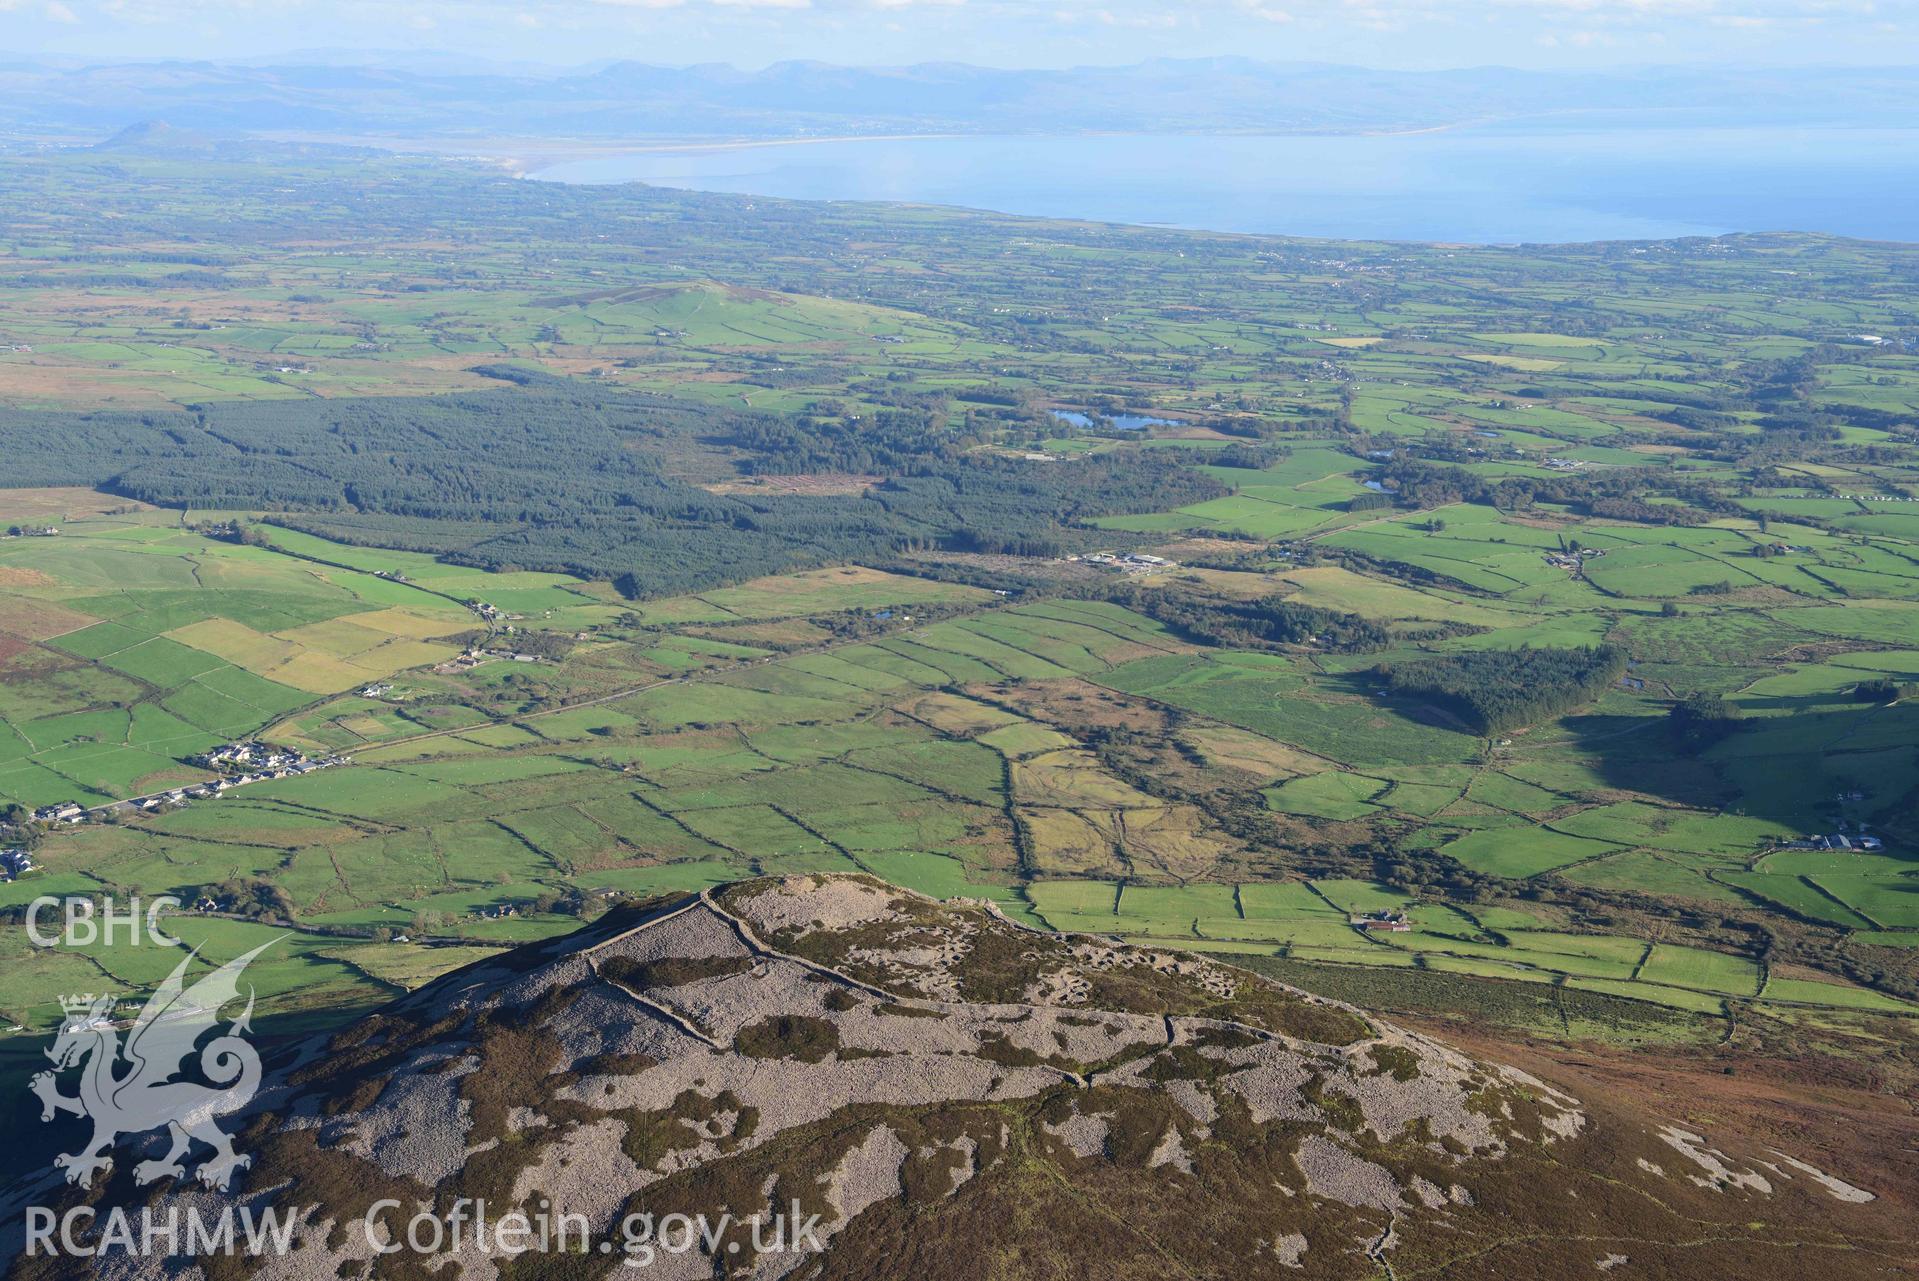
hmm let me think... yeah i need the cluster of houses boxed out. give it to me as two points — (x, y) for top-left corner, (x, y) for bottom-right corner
(3, 525), (59, 538)
(192, 740), (312, 772)
(20, 743), (346, 831)
(1351, 910), (1413, 933)
(1839, 494), (1919, 504)
(0, 848), (34, 881)
(468, 599), (505, 622)
(131, 742), (345, 812)
(1071, 552), (1174, 573)
(1544, 547), (1607, 571)
(1544, 458), (1587, 472)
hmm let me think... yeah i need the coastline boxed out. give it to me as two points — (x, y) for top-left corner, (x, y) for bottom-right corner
(256, 121), (1506, 179)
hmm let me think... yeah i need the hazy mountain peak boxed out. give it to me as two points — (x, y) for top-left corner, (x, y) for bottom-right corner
(92, 118), (212, 152)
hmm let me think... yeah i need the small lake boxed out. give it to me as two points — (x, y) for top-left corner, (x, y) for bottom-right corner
(531, 126), (1919, 245)
(1049, 410), (1181, 432)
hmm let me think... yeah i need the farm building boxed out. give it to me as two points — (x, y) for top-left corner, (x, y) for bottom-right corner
(1787, 833), (1884, 852)
(1352, 910), (1413, 933)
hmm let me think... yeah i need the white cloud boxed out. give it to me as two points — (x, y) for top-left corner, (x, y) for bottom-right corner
(1230, 0), (1295, 21)
(44, 0), (79, 20)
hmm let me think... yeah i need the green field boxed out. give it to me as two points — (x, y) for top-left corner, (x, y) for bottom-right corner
(5, 144), (1919, 1080)
(10, 503), (1919, 1036)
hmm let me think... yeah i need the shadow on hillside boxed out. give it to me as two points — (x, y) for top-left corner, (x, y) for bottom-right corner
(1319, 671), (1482, 737)
(1558, 712), (1733, 811)
(1723, 692), (1865, 716)
(0, 999), (382, 1191)
(1563, 699), (1919, 830)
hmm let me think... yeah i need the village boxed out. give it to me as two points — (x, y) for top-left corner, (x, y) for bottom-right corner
(164, 740), (348, 808)
(19, 741), (348, 842)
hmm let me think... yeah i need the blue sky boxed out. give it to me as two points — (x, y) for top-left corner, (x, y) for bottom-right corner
(1, 0), (1908, 70)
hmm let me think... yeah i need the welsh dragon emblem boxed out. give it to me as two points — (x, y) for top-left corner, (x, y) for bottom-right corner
(31, 940), (275, 1190)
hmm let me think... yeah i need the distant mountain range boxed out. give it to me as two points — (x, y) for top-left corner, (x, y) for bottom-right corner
(3, 57), (1917, 142)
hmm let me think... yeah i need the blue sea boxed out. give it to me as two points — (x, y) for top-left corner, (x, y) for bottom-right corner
(532, 126), (1919, 245)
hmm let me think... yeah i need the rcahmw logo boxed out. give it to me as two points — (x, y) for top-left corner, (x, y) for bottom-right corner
(22, 929), (300, 1260)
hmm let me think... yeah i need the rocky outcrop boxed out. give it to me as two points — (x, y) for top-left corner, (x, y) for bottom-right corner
(2, 876), (1897, 1280)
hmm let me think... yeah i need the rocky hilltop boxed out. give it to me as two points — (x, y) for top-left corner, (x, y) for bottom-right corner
(4, 876), (1905, 1279)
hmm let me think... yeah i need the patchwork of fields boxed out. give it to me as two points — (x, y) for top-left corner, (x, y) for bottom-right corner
(2, 532), (1243, 1032)
(7, 491), (1919, 1051)
(0, 508), (518, 806)
(1025, 877), (1907, 1020)
(4, 155), (1919, 1085)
